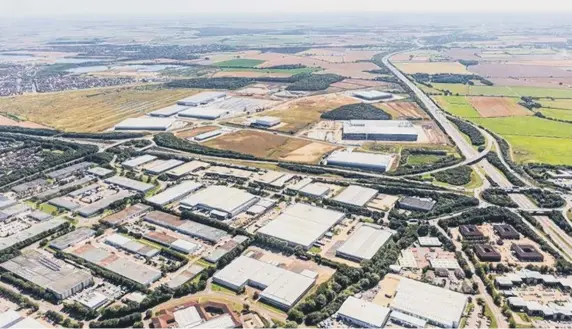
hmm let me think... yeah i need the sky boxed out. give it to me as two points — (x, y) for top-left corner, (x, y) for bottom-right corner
(2, 0), (572, 17)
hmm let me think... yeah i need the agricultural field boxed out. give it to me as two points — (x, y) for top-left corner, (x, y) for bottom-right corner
(0, 113), (48, 128)
(538, 108), (572, 121)
(433, 96), (481, 118)
(376, 101), (428, 119)
(0, 86), (200, 132)
(213, 59), (266, 68)
(219, 67), (318, 75)
(296, 48), (379, 63)
(432, 83), (572, 98)
(540, 99), (572, 110)
(467, 97), (531, 117)
(203, 130), (337, 163)
(255, 93), (357, 134)
(396, 62), (471, 74)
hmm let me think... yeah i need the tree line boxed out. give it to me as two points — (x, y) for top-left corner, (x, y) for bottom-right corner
(448, 117), (485, 146)
(431, 165), (473, 186)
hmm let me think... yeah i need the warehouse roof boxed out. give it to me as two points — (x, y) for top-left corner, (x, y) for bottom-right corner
(37, 176), (95, 201)
(418, 236), (442, 247)
(177, 92), (226, 105)
(343, 120), (418, 136)
(213, 256), (315, 309)
(178, 108), (228, 120)
(114, 117), (175, 131)
(28, 210), (52, 221)
(391, 277), (467, 328)
(88, 167), (114, 177)
(68, 183), (100, 197)
(336, 224), (393, 261)
(145, 159), (185, 174)
(353, 90), (393, 99)
(167, 265), (204, 289)
(50, 227), (95, 250)
(429, 258), (461, 270)
(205, 166), (253, 179)
(299, 183), (330, 197)
(49, 197), (80, 210)
(0, 310), (46, 328)
(398, 196), (436, 211)
(180, 185), (258, 216)
(105, 176), (154, 193)
(101, 203), (151, 226)
(338, 296), (391, 328)
(167, 161), (210, 177)
(0, 196), (17, 210)
(122, 155), (157, 168)
(258, 203), (345, 249)
(326, 150), (394, 170)
(0, 218), (66, 251)
(171, 239), (200, 254)
(11, 178), (48, 194)
(46, 161), (93, 179)
(150, 104), (189, 117)
(146, 181), (203, 206)
(333, 185), (378, 207)
(77, 190), (134, 217)
(144, 211), (228, 243)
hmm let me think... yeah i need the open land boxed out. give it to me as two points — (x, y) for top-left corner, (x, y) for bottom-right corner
(434, 96), (481, 118)
(432, 83), (572, 98)
(395, 62), (472, 74)
(467, 97), (531, 117)
(376, 101), (428, 119)
(175, 125), (220, 138)
(538, 108), (572, 121)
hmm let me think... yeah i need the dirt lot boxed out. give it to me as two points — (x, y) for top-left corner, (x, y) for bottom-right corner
(203, 129), (336, 163)
(470, 63), (572, 78)
(396, 62), (471, 74)
(419, 121), (451, 145)
(257, 93), (357, 134)
(175, 125), (219, 138)
(376, 101), (428, 119)
(468, 97), (531, 117)
(372, 274), (402, 307)
(0, 114), (48, 128)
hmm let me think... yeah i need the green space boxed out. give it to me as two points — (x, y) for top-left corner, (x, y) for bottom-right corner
(471, 116), (572, 139)
(434, 95), (480, 118)
(406, 154), (442, 165)
(39, 203), (58, 215)
(483, 302), (498, 328)
(567, 209), (572, 221)
(540, 99), (572, 110)
(195, 258), (212, 268)
(432, 83), (572, 98)
(221, 67), (319, 75)
(539, 108), (572, 121)
(214, 59), (266, 68)
(309, 246), (322, 254)
(211, 283), (237, 295)
(465, 169), (484, 189)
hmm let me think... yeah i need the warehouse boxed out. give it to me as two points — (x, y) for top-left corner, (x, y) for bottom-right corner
(122, 155), (157, 169)
(77, 190), (134, 217)
(68, 183), (100, 198)
(105, 176), (155, 193)
(28, 210), (52, 222)
(178, 108), (228, 120)
(37, 176), (95, 201)
(114, 117), (176, 131)
(49, 197), (80, 211)
(50, 227), (95, 250)
(147, 181), (203, 207)
(0, 250), (93, 299)
(150, 104), (189, 117)
(474, 244), (502, 262)
(213, 256), (316, 310)
(166, 265), (204, 289)
(87, 167), (114, 177)
(105, 233), (160, 258)
(167, 161), (210, 178)
(336, 224), (393, 262)
(512, 244), (544, 262)
(333, 185), (378, 207)
(326, 150), (394, 172)
(258, 204), (345, 250)
(101, 203), (151, 226)
(177, 92), (227, 106)
(171, 239), (200, 254)
(494, 224), (520, 240)
(11, 178), (49, 196)
(353, 90), (393, 101)
(205, 166), (253, 180)
(144, 211), (228, 243)
(251, 116), (280, 128)
(337, 296), (391, 328)
(145, 159), (185, 175)
(298, 183), (330, 199)
(46, 162), (93, 180)
(194, 129), (222, 141)
(390, 277), (468, 328)
(429, 258), (461, 270)
(180, 185), (259, 218)
(0, 196), (16, 210)
(0, 310), (47, 328)
(342, 120), (419, 141)
(397, 196), (436, 212)
(0, 218), (66, 251)
(253, 171), (294, 189)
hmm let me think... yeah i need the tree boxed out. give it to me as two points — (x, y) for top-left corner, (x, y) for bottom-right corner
(287, 309), (304, 324)
(144, 310), (153, 319)
(315, 294), (328, 308)
(417, 225), (429, 237)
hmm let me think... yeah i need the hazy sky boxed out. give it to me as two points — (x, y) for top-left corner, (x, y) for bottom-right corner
(2, 0), (572, 17)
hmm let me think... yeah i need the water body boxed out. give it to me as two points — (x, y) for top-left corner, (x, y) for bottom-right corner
(55, 57), (112, 64)
(0, 54), (40, 62)
(66, 64), (183, 74)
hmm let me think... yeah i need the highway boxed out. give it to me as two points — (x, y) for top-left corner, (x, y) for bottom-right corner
(381, 53), (513, 188)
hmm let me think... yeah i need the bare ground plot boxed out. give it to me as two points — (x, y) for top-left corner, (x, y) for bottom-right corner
(296, 48), (379, 63)
(330, 79), (393, 90)
(419, 121), (452, 145)
(470, 63), (572, 78)
(0, 115), (48, 128)
(376, 101), (428, 119)
(395, 62), (472, 74)
(212, 71), (292, 78)
(256, 93), (357, 134)
(467, 97), (532, 117)
(490, 77), (572, 89)
(372, 274), (402, 307)
(508, 193), (537, 208)
(203, 130), (337, 163)
(0, 86), (200, 132)
(175, 125), (219, 138)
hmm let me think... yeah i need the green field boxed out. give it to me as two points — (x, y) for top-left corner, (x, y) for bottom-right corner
(406, 154), (443, 165)
(434, 96), (481, 117)
(221, 67), (318, 75)
(539, 108), (572, 121)
(214, 59), (265, 68)
(471, 116), (572, 139)
(540, 99), (572, 110)
(432, 83), (572, 98)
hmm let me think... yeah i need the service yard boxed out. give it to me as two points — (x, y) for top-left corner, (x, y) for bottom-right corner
(467, 97), (531, 117)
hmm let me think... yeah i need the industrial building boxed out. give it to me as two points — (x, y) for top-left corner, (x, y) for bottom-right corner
(105, 176), (155, 193)
(213, 256), (316, 310)
(459, 225), (487, 242)
(390, 277), (468, 328)
(203, 235), (249, 264)
(178, 108), (228, 120)
(298, 182), (331, 199)
(177, 92), (227, 106)
(50, 227), (95, 250)
(122, 155), (157, 169)
(337, 296), (391, 328)
(353, 90), (393, 101)
(0, 250), (93, 299)
(0, 310), (46, 328)
(336, 224), (393, 262)
(205, 166), (253, 180)
(151, 301), (240, 329)
(251, 116), (280, 128)
(397, 196), (436, 212)
(147, 181), (203, 207)
(512, 244), (544, 262)
(418, 236), (442, 247)
(167, 265), (204, 289)
(171, 239), (200, 254)
(180, 185), (259, 219)
(87, 167), (114, 177)
(101, 203), (151, 227)
(46, 162), (93, 180)
(144, 211), (228, 243)
(0, 218), (66, 251)
(105, 233), (160, 258)
(326, 150), (394, 172)
(77, 190), (134, 217)
(258, 203), (345, 250)
(474, 244), (502, 262)
(149, 104), (189, 117)
(114, 117), (176, 131)
(194, 129), (222, 141)
(342, 120), (419, 141)
(494, 224), (520, 240)
(167, 160), (210, 178)
(145, 159), (185, 175)
(333, 185), (378, 207)
(253, 171), (294, 189)
(0, 196), (16, 210)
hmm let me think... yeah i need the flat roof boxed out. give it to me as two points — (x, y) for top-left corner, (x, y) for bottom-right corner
(177, 92), (226, 104)
(122, 155), (157, 168)
(178, 108), (228, 119)
(48, 197), (80, 210)
(299, 183), (330, 197)
(0, 310), (46, 329)
(258, 203), (345, 249)
(429, 258), (461, 270)
(11, 178), (48, 193)
(37, 176), (94, 200)
(338, 296), (391, 327)
(150, 104), (189, 116)
(144, 211), (228, 243)
(46, 161), (93, 179)
(399, 196), (437, 211)
(105, 176), (155, 193)
(418, 236), (442, 247)
(68, 183), (100, 197)
(205, 166), (252, 179)
(336, 224), (393, 261)
(114, 117), (175, 130)
(213, 256), (315, 309)
(101, 203), (151, 226)
(49, 227), (95, 250)
(147, 181), (203, 206)
(343, 120), (418, 136)
(353, 90), (393, 98)
(333, 185), (378, 207)
(88, 167), (114, 177)
(326, 150), (394, 170)
(167, 161), (210, 177)
(0, 218), (66, 251)
(145, 159), (185, 174)
(391, 277), (467, 328)
(77, 190), (134, 217)
(390, 311), (427, 328)
(181, 185), (258, 216)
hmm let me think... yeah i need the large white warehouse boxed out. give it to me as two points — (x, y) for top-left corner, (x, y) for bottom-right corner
(326, 150), (394, 172)
(177, 92), (227, 106)
(342, 120), (419, 141)
(114, 117), (176, 131)
(180, 185), (258, 218)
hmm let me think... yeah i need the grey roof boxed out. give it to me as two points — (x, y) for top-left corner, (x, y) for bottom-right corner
(50, 227), (95, 250)
(147, 181), (203, 206)
(0, 218), (66, 251)
(180, 185), (258, 217)
(28, 210), (53, 221)
(0, 203), (30, 217)
(11, 178), (48, 194)
(258, 203), (345, 249)
(389, 311), (427, 328)
(353, 90), (393, 99)
(68, 183), (100, 197)
(0, 196), (17, 210)
(326, 150), (394, 171)
(122, 155), (157, 168)
(166, 161), (210, 177)
(77, 190), (134, 217)
(49, 197), (80, 210)
(177, 92), (226, 106)
(36, 176), (95, 200)
(114, 117), (175, 131)
(336, 224), (393, 261)
(333, 185), (378, 207)
(46, 162), (93, 179)
(101, 203), (151, 226)
(194, 130), (222, 141)
(143, 211), (228, 243)
(149, 104), (189, 117)
(398, 196), (437, 211)
(418, 236), (442, 247)
(338, 296), (391, 327)
(105, 176), (155, 193)
(299, 183), (330, 197)
(343, 120), (418, 136)
(87, 167), (114, 177)
(203, 248), (229, 263)
(177, 108), (228, 120)
(167, 264), (204, 289)
(145, 159), (185, 175)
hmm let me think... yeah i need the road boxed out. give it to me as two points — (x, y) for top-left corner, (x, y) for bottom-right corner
(381, 53), (513, 189)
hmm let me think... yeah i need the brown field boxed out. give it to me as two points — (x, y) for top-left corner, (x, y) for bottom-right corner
(0, 115), (48, 128)
(395, 62), (471, 74)
(257, 93), (357, 134)
(376, 101), (428, 119)
(212, 71), (292, 78)
(470, 63), (572, 78)
(468, 97), (531, 117)
(490, 77), (572, 88)
(0, 86), (200, 132)
(390, 50), (442, 62)
(420, 121), (451, 145)
(203, 130), (337, 163)
(330, 78), (392, 90)
(296, 48), (378, 63)
(175, 125), (219, 138)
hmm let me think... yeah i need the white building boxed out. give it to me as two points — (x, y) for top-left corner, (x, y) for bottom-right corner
(337, 296), (391, 328)
(252, 116), (280, 128)
(342, 120), (419, 142)
(326, 150), (394, 172)
(333, 185), (378, 207)
(336, 224), (393, 262)
(149, 104), (189, 117)
(114, 117), (176, 131)
(177, 92), (227, 106)
(180, 185), (259, 218)
(353, 90), (393, 101)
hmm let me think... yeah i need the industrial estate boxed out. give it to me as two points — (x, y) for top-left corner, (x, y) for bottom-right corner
(0, 8), (571, 329)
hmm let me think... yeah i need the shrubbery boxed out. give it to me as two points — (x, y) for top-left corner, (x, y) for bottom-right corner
(321, 103), (392, 120)
(431, 166), (473, 186)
